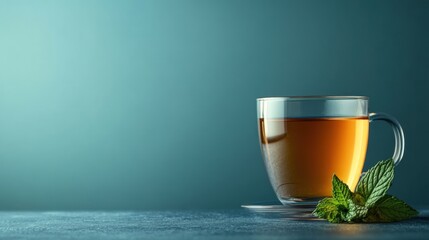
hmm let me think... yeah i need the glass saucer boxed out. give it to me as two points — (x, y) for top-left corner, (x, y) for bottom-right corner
(241, 201), (320, 220)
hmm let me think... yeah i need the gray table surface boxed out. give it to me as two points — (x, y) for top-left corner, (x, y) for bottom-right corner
(0, 210), (428, 240)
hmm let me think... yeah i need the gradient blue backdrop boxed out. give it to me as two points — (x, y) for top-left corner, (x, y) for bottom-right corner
(0, 0), (427, 210)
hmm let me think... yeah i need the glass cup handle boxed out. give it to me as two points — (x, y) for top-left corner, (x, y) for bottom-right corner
(369, 113), (405, 166)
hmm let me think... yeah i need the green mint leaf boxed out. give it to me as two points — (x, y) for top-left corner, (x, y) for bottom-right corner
(313, 198), (345, 223)
(313, 198), (338, 219)
(355, 158), (394, 207)
(364, 195), (419, 223)
(345, 199), (368, 222)
(332, 174), (353, 208)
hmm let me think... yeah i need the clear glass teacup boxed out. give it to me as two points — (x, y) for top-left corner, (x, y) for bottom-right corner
(257, 96), (404, 206)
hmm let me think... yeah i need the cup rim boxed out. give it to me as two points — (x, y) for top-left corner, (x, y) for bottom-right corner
(256, 96), (369, 101)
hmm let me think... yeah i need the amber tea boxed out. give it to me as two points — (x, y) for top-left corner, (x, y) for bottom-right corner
(259, 117), (369, 200)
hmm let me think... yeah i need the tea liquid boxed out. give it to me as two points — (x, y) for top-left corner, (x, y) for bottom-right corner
(259, 117), (369, 199)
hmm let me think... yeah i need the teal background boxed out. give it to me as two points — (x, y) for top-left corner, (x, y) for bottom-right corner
(0, 0), (427, 210)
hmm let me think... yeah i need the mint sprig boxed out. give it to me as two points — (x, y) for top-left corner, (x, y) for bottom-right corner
(313, 159), (418, 223)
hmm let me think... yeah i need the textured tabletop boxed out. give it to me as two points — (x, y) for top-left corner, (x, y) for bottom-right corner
(0, 210), (428, 239)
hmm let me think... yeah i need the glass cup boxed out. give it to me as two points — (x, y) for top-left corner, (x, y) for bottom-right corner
(257, 96), (404, 206)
